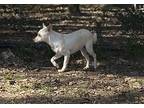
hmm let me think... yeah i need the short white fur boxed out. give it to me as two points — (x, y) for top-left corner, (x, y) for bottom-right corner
(34, 23), (97, 72)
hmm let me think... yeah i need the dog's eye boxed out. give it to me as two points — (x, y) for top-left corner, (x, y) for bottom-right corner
(38, 34), (41, 37)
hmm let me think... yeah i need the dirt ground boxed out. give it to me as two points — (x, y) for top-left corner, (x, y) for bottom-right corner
(0, 34), (144, 104)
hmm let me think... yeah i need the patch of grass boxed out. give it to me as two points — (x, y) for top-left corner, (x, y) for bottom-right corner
(76, 88), (89, 97)
(3, 72), (25, 81)
(32, 82), (42, 90)
(41, 85), (51, 92)
(20, 85), (31, 91)
(31, 82), (51, 93)
(14, 75), (25, 80)
(4, 73), (14, 80)
(136, 79), (144, 85)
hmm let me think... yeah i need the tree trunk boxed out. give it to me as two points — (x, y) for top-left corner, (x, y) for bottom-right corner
(68, 4), (81, 15)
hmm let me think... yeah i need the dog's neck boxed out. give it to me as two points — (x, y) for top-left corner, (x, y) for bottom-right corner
(44, 30), (64, 49)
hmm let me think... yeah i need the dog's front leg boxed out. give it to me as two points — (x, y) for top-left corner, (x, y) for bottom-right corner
(51, 53), (62, 68)
(58, 52), (70, 72)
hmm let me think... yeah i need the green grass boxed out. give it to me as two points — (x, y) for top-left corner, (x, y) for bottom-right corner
(4, 72), (25, 81)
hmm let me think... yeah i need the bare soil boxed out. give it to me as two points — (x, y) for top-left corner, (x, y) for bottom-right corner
(0, 34), (144, 104)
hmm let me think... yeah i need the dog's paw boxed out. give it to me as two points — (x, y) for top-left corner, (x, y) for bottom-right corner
(58, 69), (64, 72)
(83, 66), (89, 70)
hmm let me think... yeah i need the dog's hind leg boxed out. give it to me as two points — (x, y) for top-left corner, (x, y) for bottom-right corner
(85, 41), (97, 69)
(80, 47), (90, 69)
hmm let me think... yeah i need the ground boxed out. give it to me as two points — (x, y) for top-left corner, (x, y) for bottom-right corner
(0, 39), (144, 104)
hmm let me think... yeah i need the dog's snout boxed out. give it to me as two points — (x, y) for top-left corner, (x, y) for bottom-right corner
(33, 37), (37, 42)
(33, 38), (35, 42)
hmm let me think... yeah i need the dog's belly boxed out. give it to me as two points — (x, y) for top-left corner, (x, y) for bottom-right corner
(69, 45), (84, 54)
(64, 36), (89, 54)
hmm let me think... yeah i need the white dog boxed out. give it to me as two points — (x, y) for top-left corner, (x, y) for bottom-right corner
(34, 23), (97, 72)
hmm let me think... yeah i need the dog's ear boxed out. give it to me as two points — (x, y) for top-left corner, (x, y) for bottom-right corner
(42, 23), (47, 28)
(47, 24), (52, 31)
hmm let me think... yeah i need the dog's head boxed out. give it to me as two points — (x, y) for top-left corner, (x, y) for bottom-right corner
(33, 23), (52, 43)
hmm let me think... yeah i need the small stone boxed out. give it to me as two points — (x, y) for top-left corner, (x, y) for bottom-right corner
(106, 74), (114, 78)
(22, 79), (28, 82)
(31, 90), (35, 93)
(69, 82), (73, 86)
(53, 87), (58, 90)
(0, 70), (3, 73)
(74, 88), (78, 91)
(132, 82), (141, 89)
(107, 86), (112, 90)
(129, 78), (137, 82)
(20, 91), (26, 94)
(125, 77), (137, 83)
(52, 97), (59, 102)
(124, 77), (131, 82)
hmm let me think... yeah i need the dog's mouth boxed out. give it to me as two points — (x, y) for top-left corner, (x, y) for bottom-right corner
(33, 38), (38, 43)
(33, 38), (36, 42)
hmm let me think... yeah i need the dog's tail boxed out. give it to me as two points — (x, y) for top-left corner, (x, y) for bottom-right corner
(92, 32), (97, 43)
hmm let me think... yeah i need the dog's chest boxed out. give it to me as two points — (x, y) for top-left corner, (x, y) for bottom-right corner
(49, 39), (64, 53)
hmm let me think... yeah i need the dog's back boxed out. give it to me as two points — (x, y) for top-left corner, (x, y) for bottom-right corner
(62, 29), (94, 54)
